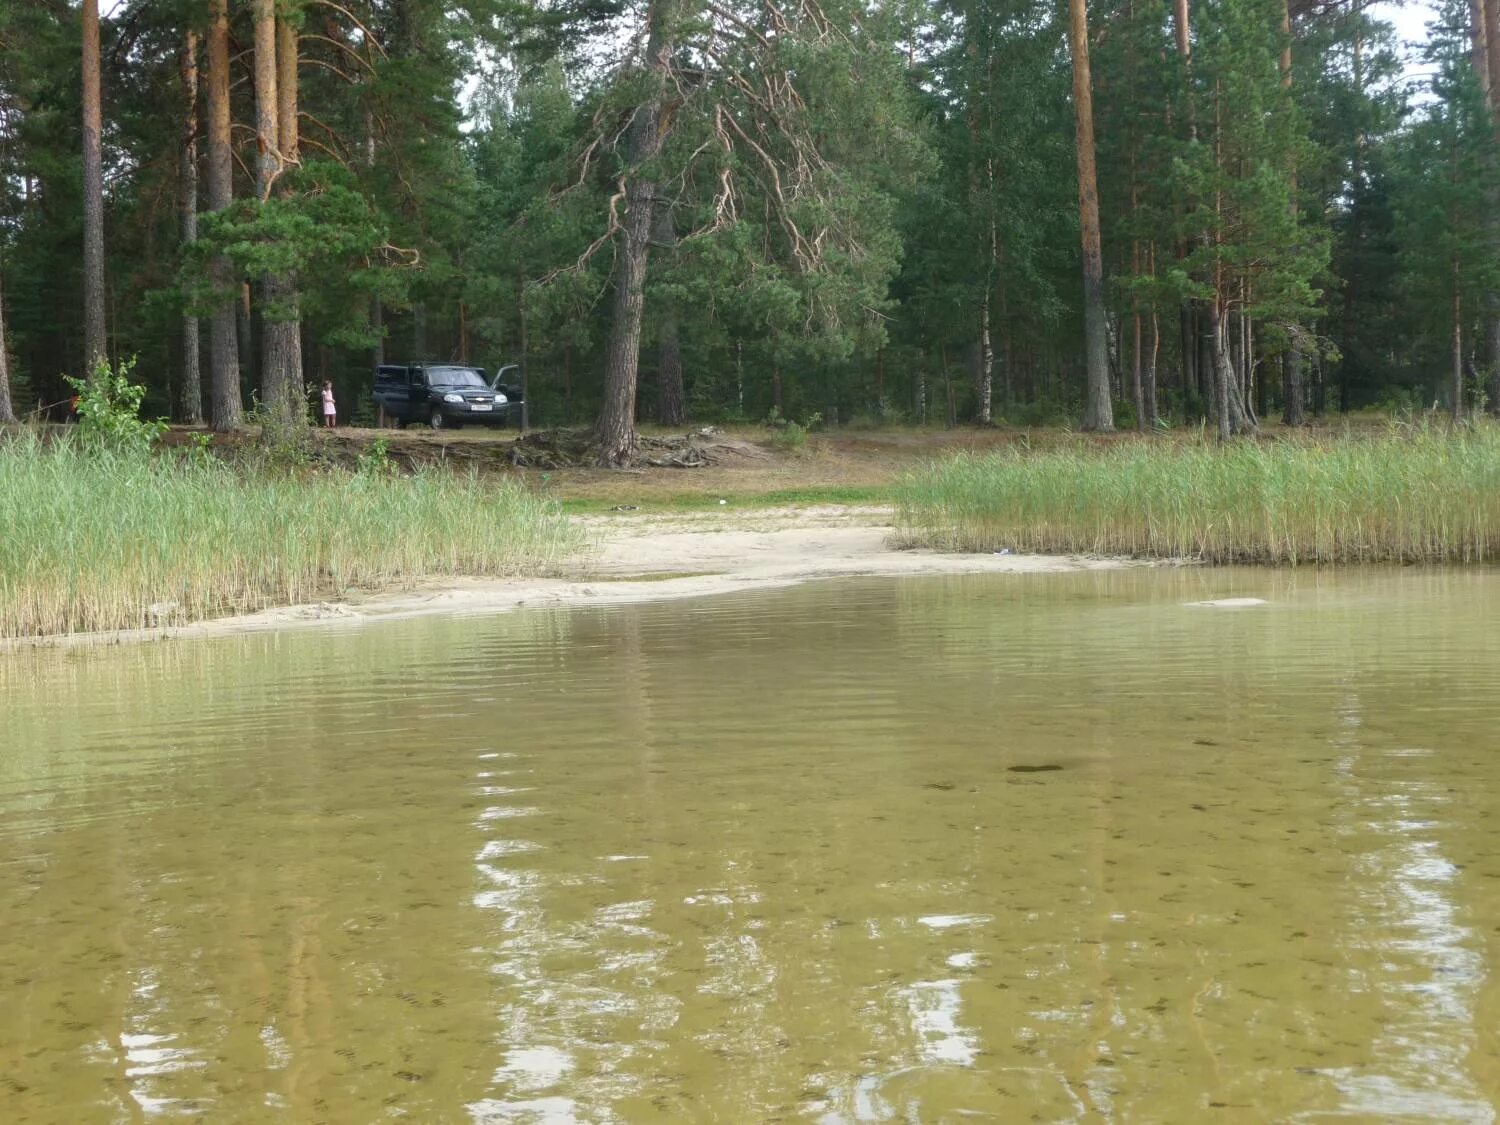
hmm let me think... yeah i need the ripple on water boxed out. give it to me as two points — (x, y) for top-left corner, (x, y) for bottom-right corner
(3, 568), (1500, 1121)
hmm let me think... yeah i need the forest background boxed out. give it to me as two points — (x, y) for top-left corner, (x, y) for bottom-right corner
(2, 0), (1497, 462)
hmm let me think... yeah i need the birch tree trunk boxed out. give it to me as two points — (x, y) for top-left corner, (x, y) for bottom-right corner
(82, 0), (107, 375)
(1208, 298), (1232, 441)
(976, 282), (993, 425)
(1453, 262), (1465, 421)
(178, 29), (203, 424)
(595, 1), (675, 465)
(0, 264), (15, 424)
(1131, 308), (1145, 430)
(1145, 307), (1159, 426)
(206, 0), (241, 429)
(1067, 0), (1114, 431)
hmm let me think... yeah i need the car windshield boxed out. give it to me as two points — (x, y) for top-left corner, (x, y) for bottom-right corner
(424, 367), (487, 388)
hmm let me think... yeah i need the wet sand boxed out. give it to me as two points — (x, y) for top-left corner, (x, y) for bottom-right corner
(11, 506), (1160, 648)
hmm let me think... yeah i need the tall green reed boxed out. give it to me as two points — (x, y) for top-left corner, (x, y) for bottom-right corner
(894, 424), (1500, 565)
(0, 431), (585, 638)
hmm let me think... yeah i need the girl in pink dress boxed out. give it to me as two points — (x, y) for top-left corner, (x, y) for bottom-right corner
(321, 380), (336, 428)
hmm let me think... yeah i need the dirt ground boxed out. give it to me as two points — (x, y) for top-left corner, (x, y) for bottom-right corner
(160, 422), (1143, 510)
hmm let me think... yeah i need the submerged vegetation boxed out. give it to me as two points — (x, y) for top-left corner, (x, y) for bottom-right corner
(895, 426), (1500, 564)
(0, 432), (582, 639)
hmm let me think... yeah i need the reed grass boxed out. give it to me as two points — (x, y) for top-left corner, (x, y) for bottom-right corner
(894, 424), (1500, 565)
(0, 432), (585, 638)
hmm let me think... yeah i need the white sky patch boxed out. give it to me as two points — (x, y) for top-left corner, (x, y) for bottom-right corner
(1378, 0), (1439, 52)
(99, 0), (1444, 118)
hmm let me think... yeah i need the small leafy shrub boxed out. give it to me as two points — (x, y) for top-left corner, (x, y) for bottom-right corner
(767, 421), (810, 452)
(183, 432), (215, 464)
(65, 357), (167, 456)
(764, 408), (822, 453)
(1003, 396), (1076, 428)
(243, 394), (312, 470)
(1371, 386), (1419, 416)
(356, 436), (398, 478)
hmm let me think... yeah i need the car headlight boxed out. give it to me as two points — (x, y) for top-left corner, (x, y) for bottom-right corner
(443, 393), (463, 404)
(494, 393), (508, 404)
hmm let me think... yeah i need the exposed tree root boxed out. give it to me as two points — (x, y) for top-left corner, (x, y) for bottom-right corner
(508, 427), (770, 470)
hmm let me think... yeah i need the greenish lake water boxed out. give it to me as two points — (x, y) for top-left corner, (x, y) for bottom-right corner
(4, 568), (1500, 1121)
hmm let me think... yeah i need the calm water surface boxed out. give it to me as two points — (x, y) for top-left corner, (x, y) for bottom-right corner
(3, 568), (1500, 1122)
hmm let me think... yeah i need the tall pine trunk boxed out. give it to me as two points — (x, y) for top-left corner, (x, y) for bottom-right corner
(1172, 0), (1197, 413)
(81, 0), (106, 375)
(1479, 0), (1500, 411)
(365, 102), (384, 370)
(1281, 349), (1304, 425)
(253, 1), (303, 435)
(271, 14), (304, 424)
(251, 0), (281, 419)
(653, 202), (685, 426)
(1279, 0), (1306, 425)
(595, 1), (674, 465)
(1067, 0), (1114, 431)
(206, 0), (240, 429)
(178, 29), (203, 425)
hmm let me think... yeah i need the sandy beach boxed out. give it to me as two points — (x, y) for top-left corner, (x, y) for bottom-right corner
(14, 505), (1150, 648)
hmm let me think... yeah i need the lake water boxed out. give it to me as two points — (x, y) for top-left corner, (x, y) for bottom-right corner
(3, 568), (1500, 1122)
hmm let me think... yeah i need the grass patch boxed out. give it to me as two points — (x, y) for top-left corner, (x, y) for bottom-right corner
(894, 424), (1500, 564)
(557, 484), (891, 514)
(0, 431), (584, 638)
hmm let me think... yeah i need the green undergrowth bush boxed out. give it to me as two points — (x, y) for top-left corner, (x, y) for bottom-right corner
(764, 408), (822, 454)
(894, 423), (1500, 564)
(0, 430), (584, 638)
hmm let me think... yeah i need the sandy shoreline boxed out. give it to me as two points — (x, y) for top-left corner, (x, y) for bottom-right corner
(9, 507), (1154, 649)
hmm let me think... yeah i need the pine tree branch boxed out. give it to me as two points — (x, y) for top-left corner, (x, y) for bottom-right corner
(304, 0), (389, 59)
(301, 33), (376, 75)
(303, 57), (363, 85)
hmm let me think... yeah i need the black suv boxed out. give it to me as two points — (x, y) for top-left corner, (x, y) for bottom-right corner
(373, 363), (519, 430)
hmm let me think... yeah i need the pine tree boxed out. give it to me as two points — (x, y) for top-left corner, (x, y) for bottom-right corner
(1174, 0), (1325, 437)
(594, 0), (678, 466)
(1393, 0), (1498, 416)
(566, 0), (924, 460)
(205, 0), (241, 429)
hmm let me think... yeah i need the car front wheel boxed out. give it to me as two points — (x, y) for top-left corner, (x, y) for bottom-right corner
(429, 407), (456, 431)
